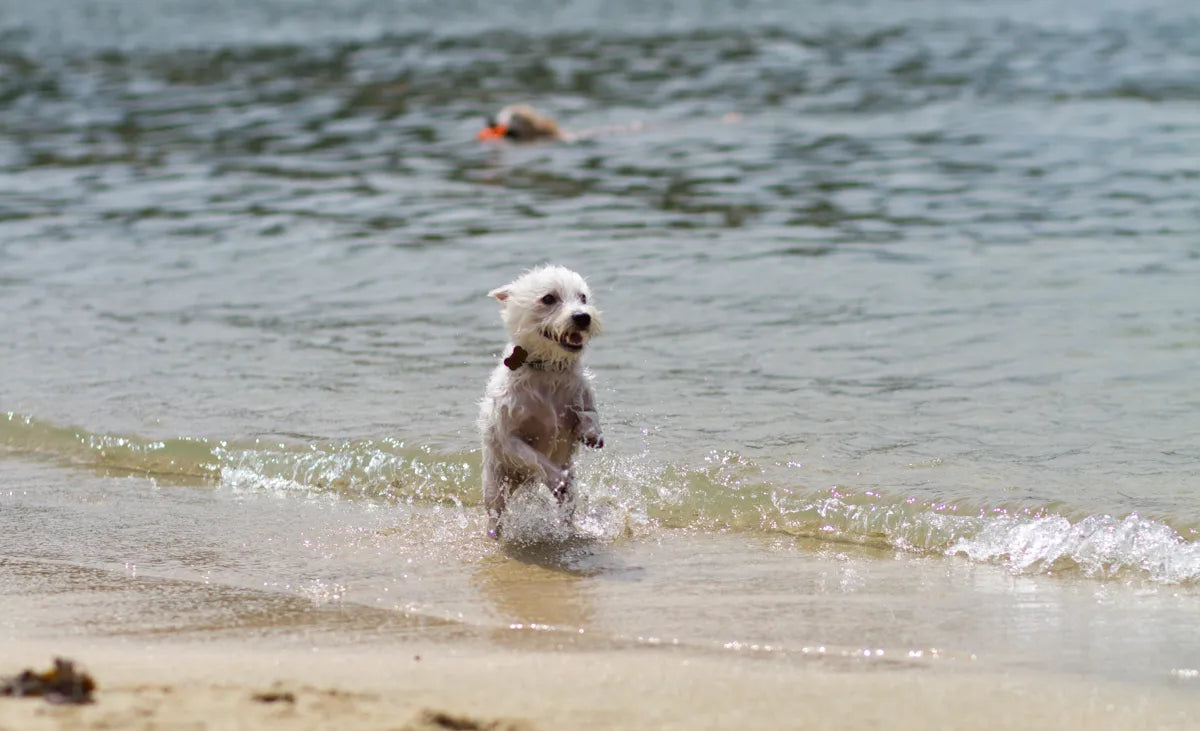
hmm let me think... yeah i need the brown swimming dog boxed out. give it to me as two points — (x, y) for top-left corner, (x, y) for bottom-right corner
(477, 105), (568, 142)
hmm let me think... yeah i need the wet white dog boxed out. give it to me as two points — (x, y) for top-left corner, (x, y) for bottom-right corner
(478, 265), (604, 537)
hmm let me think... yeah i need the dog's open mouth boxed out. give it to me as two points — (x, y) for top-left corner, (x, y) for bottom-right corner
(544, 328), (585, 352)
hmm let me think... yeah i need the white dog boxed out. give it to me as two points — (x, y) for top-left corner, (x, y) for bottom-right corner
(478, 265), (604, 536)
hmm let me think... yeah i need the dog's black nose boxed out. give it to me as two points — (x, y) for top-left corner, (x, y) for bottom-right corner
(572, 312), (591, 329)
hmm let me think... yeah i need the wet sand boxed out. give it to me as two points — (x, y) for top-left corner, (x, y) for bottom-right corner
(3, 636), (1200, 731)
(5, 524), (1200, 730)
(3, 561), (1200, 731)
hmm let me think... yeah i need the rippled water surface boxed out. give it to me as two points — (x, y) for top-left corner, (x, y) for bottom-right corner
(2, 0), (1199, 686)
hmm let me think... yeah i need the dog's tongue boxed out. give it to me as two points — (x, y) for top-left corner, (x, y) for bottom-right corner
(566, 332), (583, 346)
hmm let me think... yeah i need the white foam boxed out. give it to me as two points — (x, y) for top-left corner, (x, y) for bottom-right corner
(948, 513), (1200, 583)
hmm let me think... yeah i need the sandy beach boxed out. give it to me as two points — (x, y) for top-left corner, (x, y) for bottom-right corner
(3, 558), (1199, 731)
(4, 493), (1200, 731)
(3, 635), (1200, 731)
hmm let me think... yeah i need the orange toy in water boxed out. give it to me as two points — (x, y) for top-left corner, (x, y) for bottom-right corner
(477, 124), (509, 141)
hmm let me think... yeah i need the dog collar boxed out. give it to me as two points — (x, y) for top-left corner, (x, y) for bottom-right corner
(504, 345), (564, 372)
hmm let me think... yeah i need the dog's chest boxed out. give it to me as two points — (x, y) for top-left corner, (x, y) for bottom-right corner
(509, 378), (581, 454)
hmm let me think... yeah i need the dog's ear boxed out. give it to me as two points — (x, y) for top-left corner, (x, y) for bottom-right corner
(488, 286), (510, 302)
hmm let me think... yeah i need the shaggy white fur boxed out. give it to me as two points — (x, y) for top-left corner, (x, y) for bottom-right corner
(478, 265), (604, 537)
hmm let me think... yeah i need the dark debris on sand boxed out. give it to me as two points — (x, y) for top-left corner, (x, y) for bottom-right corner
(251, 690), (297, 704)
(1, 657), (96, 705)
(404, 708), (536, 731)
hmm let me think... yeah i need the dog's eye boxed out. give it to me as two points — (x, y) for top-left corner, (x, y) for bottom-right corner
(580, 294), (587, 304)
(541, 293), (558, 305)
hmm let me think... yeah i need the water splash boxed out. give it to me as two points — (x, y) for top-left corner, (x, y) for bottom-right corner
(213, 438), (473, 505)
(948, 513), (1200, 583)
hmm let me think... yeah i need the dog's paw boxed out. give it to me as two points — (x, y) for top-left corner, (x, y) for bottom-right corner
(546, 466), (569, 491)
(549, 469), (573, 503)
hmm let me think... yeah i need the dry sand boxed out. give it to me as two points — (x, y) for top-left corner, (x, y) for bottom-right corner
(2, 636), (1199, 731)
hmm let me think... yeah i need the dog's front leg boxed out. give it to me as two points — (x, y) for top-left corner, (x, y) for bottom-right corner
(500, 434), (569, 490)
(577, 411), (603, 449)
(575, 388), (604, 449)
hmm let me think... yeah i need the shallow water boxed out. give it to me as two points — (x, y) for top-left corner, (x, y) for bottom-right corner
(2, 0), (1199, 687)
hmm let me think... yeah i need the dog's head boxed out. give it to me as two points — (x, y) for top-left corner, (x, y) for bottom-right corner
(488, 265), (601, 366)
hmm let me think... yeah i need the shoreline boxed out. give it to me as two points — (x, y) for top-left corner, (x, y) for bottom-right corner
(2, 637), (1199, 730)
(4, 535), (1200, 730)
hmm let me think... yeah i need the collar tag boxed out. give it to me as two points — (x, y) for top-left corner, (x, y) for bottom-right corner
(503, 345), (528, 371)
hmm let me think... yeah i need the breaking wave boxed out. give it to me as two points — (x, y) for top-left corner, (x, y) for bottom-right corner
(4, 411), (1198, 584)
